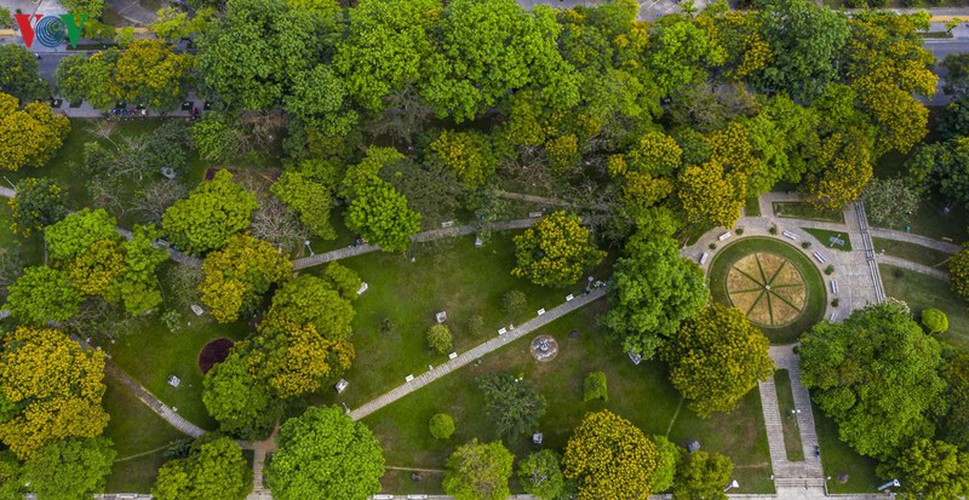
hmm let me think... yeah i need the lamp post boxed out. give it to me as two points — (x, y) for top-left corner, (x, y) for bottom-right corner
(304, 240), (314, 256)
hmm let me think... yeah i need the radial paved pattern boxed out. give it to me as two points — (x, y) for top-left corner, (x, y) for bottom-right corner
(727, 252), (806, 327)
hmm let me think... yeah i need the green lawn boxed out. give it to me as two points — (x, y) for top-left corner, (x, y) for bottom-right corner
(893, 197), (969, 245)
(774, 370), (804, 461)
(311, 233), (613, 409)
(745, 196), (762, 217)
(708, 237), (827, 344)
(363, 302), (774, 495)
(802, 228), (852, 252)
(773, 202), (844, 224)
(102, 378), (184, 493)
(814, 403), (880, 494)
(879, 264), (969, 348)
(873, 238), (954, 269)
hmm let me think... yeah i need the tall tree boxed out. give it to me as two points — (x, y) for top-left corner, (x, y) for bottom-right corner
(662, 304), (773, 418)
(153, 436), (250, 500)
(0, 93), (71, 172)
(562, 410), (660, 499)
(443, 439), (515, 500)
(672, 450), (734, 500)
(5, 266), (83, 325)
(799, 300), (946, 459)
(43, 207), (120, 262)
(940, 351), (969, 449)
(345, 177), (422, 253)
(162, 170), (258, 255)
(199, 234), (293, 323)
(21, 437), (115, 500)
(0, 45), (48, 102)
(265, 406), (384, 500)
(517, 450), (565, 500)
(202, 351), (279, 440)
(512, 211), (605, 288)
(0, 327), (109, 459)
(270, 171), (336, 240)
(878, 439), (969, 498)
(478, 373), (547, 440)
(112, 39), (193, 110)
(605, 230), (709, 360)
(7, 177), (69, 236)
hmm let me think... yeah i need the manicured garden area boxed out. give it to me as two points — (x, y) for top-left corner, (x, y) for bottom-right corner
(773, 202), (844, 223)
(363, 301), (774, 495)
(773, 370), (804, 461)
(709, 237), (827, 344)
(880, 264), (969, 348)
(802, 228), (852, 251)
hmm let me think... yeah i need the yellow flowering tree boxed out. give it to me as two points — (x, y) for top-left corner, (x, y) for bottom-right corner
(199, 234), (293, 323)
(512, 211), (605, 288)
(0, 93), (70, 172)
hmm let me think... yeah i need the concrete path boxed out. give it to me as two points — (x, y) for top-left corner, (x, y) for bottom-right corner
(292, 218), (538, 270)
(102, 360), (206, 437)
(349, 288), (606, 421)
(877, 255), (951, 282)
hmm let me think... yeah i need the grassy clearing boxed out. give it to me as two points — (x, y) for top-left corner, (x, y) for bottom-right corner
(311, 233), (613, 409)
(745, 196), (762, 217)
(102, 378), (184, 493)
(773, 202), (844, 224)
(879, 264), (969, 348)
(802, 228), (852, 252)
(364, 302), (774, 495)
(898, 197), (969, 245)
(709, 237), (827, 344)
(814, 403), (880, 494)
(774, 370), (804, 461)
(873, 238), (954, 269)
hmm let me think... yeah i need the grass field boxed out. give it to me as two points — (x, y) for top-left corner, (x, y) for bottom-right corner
(709, 237), (827, 344)
(311, 233), (613, 409)
(802, 228), (852, 252)
(876, 197), (968, 245)
(774, 370), (804, 461)
(879, 264), (969, 348)
(363, 302), (774, 495)
(773, 202), (844, 223)
(814, 403), (880, 494)
(872, 238), (954, 269)
(745, 196), (762, 217)
(102, 378), (184, 493)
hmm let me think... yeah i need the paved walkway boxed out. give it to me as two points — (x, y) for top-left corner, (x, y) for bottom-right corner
(759, 346), (825, 494)
(349, 288), (606, 421)
(102, 361), (206, 438)
(292, 218), (538, 270)
(871, 228), (963, 254)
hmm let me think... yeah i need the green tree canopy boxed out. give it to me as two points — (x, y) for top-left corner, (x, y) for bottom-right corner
(21, 437), (115, 500)
(8, 177), (69, 236)
(265, 406), (385, 500)
(605, 231), (709, 360)
(153, 436), (250, 500)
(345, 177), (422, 253)
(443, 439), (515, 500)
(0, 45), (48, 102)
(478, 373), (547, 440)
(512, 211), (605, 288)
(44, 207), (120, 262)
(662, 303), (774, 418)
(202, 350), (279, 440)
(878, 438), (969, 498)
(5, 266), (83, 325)
(162, 170), (257, 256)
(517, 449), (565, 500)
(672, 450), (734, 500)
(799, 300), (946, 459)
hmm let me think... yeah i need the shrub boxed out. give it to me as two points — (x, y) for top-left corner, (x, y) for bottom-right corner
(832, 298), (840, 307)
(735, 228), (745, 235)
(802, 241), (812, 249)
(921, 309), (949, 334)
(708, 242), (717, 250)
(583, 371), (608, 402)
(427, 324), (453, 354)
(502, 290), (528, 316)
(769, 226), (778, 235)
(379, 317), (394, 335)
(824, 265), (835, 275)
(429, 413), (455, 439)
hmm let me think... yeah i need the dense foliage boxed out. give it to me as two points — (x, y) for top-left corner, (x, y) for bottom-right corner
(153, 436), (250, 500)
(443, 439), (515, 500)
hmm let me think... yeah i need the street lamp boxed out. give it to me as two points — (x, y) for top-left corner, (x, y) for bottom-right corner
(304, 240), (314, 256)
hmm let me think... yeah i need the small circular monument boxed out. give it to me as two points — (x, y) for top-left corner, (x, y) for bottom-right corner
(530, 335), (559, 362)
(198, 338), (234, 374)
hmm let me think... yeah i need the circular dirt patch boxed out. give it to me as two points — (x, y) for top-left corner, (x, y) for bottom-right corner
(198, 338), (234, 374)
(726, 252), (807, 328)
(708, 237), (826, 344)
